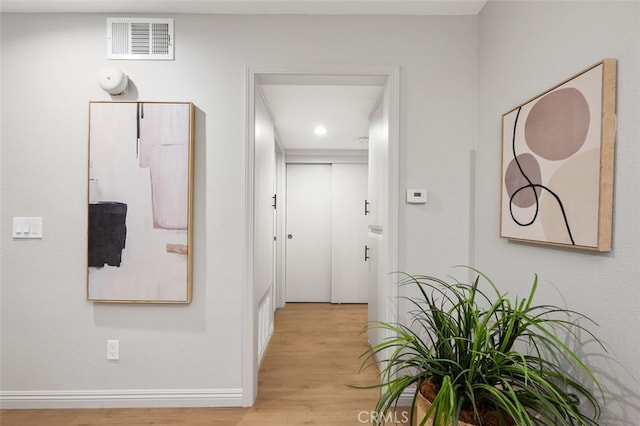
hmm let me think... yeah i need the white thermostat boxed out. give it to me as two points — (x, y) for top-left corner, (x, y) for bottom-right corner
(406, 188), (427, 204)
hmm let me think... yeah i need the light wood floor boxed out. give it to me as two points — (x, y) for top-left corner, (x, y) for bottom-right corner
(1, 303), (400, 425)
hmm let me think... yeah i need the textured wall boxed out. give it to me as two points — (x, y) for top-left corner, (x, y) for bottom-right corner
(476, 2), (640, 424)
(0, 13), (477, 406)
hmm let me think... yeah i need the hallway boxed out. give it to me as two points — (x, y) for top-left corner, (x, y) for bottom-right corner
(244, 303), (381, 424)
(1, 303), (388, 425)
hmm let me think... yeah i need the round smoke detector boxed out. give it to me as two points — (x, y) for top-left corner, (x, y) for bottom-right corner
(98, 67), (129, 95)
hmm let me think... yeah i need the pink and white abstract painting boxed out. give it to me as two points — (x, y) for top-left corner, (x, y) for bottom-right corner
(88, 101), (194, 302)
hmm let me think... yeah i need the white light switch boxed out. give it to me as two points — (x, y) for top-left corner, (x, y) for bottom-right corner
(13, 217), (43, 239)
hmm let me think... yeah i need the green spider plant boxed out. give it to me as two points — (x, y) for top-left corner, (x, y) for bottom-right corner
(360, 268), (605, 426)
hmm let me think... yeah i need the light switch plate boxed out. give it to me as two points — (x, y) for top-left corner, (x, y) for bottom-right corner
(406, 189), (427, 204)
(13, 217), (43, 239)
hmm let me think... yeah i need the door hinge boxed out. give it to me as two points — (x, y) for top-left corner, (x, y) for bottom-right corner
(364, 199), (370, 216)
(272, 194), (277, 209)
(364, 245), (370, 261)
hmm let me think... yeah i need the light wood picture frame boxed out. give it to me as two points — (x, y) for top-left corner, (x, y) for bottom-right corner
(87, 101), (194, 303)
(500, 59), (617, 251)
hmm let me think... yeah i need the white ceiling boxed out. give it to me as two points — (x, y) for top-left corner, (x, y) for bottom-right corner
(257, 73), (385, 151)
(0, 0), (487, 152)
(0, 0), (487, 15)
(261, 83), (383, 151)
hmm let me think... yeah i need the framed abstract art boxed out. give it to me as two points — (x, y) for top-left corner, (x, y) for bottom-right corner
(87, 101), (194, 302)
(500, 59), (617, 251)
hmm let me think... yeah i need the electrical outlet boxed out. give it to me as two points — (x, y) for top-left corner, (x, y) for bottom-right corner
(107, 340), (120, 360)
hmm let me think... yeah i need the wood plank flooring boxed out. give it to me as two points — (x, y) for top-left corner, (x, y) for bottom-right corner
(1, 303), (404, 425)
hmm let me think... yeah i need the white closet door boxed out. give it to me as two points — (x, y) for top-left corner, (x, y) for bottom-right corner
(331, 163), (369, 303)
(285, 164), (332, 302)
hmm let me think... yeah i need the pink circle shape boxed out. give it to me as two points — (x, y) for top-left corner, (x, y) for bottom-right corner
(504, 153), (542, 208)
(524, 88), (590, 161)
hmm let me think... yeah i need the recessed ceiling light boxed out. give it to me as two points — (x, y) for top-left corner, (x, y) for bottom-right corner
(313, 125), (328, 136)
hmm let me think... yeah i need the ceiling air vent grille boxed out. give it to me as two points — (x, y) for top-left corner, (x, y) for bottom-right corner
(107, 18), (174, 60)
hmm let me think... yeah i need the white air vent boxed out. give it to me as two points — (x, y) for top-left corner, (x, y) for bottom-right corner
(107, 18), (174, 60)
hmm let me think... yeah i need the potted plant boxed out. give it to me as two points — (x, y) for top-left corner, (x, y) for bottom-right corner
(359, 268), (605, 426)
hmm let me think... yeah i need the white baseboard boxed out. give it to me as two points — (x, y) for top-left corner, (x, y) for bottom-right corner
(0, 388), (244, 409)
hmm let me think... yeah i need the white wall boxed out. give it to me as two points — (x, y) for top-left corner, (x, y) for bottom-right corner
(477, 1), (640, 423)
(397, 18), (478, 277)
(0, 13), (477, 406)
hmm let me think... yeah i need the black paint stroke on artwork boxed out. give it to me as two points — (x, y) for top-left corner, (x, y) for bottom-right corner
(88, 202), (128, 267)
(136, 102), (144, 158)
(509, 107), (575, 245)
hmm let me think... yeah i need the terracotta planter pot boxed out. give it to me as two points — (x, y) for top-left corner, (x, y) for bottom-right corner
(414, 391), (523, 426)
(414, 391), (475, 426)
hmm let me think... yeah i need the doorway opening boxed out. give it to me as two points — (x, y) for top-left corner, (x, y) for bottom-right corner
(244, 65), (400, 406)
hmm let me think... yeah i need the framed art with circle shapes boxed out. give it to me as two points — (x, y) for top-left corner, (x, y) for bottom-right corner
(500, 59), (617, 251)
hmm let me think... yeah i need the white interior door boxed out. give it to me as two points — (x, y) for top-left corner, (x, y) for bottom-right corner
(331, 163), (369, 303)
(285, 164), (332, 302)
(254, 86), (276, 304)
(367, 86), (390, 350)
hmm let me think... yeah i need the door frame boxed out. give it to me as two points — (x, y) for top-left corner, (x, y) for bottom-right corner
(244, 64), (400, 406)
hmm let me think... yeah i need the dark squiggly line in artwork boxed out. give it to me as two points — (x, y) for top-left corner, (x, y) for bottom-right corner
(136, 102), (144, 158)
(509, 107), (575, 245)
